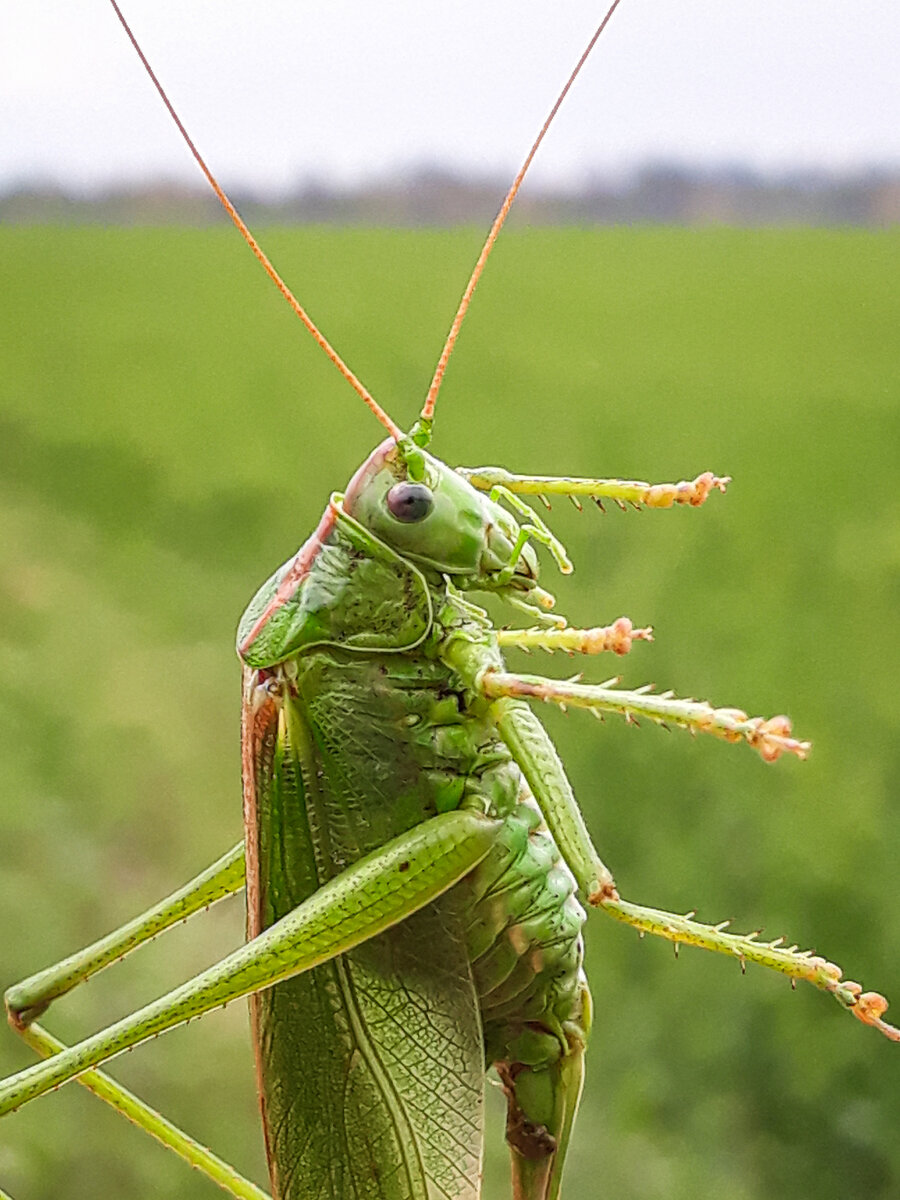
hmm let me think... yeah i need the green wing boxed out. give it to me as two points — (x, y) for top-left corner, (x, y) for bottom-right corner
(243, 654), (485, 1200)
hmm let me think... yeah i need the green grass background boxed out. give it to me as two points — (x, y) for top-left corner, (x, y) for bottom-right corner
(1, 225), (898, 1199)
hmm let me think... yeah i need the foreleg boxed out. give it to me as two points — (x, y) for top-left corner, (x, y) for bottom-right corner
(457, 466), (730, 510)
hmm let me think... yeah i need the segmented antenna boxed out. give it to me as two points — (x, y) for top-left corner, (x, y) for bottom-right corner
(419, 0), (625, 429)
(107, 0), (402, 440)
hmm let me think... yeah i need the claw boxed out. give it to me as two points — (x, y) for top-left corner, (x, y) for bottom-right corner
(850, 991), (900, 1041)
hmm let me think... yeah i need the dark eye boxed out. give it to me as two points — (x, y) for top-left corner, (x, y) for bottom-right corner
(386, 482), (434, 523)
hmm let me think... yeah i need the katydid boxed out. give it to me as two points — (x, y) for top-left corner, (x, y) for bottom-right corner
(2, 3), (897, 1200)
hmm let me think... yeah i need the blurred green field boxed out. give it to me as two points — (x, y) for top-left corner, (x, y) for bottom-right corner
(1, 224), (898, 1200)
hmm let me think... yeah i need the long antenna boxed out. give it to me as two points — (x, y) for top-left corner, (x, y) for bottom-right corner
(420, 0), (624, 427)
(107, 0), (402, 441)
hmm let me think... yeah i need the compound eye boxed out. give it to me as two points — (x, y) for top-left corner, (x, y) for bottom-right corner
(386, 482), (434, 523)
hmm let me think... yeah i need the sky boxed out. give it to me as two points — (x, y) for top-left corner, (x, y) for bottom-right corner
(3, 0), (899, 195)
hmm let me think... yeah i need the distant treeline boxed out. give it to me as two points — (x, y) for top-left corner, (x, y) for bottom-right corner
(2, 164), (898, 226)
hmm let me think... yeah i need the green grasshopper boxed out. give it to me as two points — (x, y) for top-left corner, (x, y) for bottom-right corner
(2, 3), (897, 1199)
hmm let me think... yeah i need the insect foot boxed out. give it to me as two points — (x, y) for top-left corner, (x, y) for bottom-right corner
(844, 985), (900, 1041)
(641, 470), (731, 509)
(740, 714), (807, 763)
